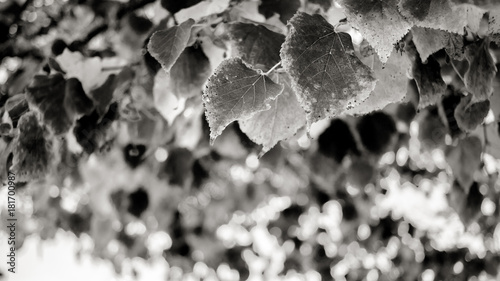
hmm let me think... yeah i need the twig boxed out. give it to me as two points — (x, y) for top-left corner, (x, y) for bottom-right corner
(264, 61), (282, 76)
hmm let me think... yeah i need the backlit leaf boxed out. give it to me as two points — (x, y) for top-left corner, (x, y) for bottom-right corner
(280, 12), (376, 125)
(239, 73), (306, 154)
(226, 22), (285, 71)
(347, 50), (411, 115)
(411, 27), (448, 62)
(445, 136), (482, 189)
(464, 39), (497, 101)
(147, 19), (195, 73)
(202, 57), (284, 142)
(341, 0), (412, 62)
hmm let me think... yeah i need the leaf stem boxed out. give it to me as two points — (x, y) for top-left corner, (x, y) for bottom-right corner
(264, 61), (282, 76)
(449, 58), (465, 85)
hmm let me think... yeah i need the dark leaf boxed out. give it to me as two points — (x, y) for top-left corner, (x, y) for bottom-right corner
(65, 78), (94, 116)
(11, 112), (52, 182)
(356, 112), (396, 154)
(454, 94), (490, 131)
(89, 74), (117, 118)
(318, 119), (359, 163)
(445, 136), (482, 189)
(226, 22), (285, 71)
(26, 73), (73, 135)
(258, 0), (301, 24)
(160, 0), (202, 14)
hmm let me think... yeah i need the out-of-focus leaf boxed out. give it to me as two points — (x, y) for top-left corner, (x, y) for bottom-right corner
(26, 74), (73, 135)
(464, 39), (497, 101)
(356, 112), (396, 154)
(147, 19), (195, 73)
(168, 46), (211, 98)
(64, 78), (94, 116)
(445, 136), (482, 189)
(202, 57), (283, 142)
(11, 112), (53, 182)
(407, 43), (447, 108)
(280, 12), (376, 125)
(454, 94), (490, 131)
(258, 0), (301, 24)
(318, 119), (359, 163)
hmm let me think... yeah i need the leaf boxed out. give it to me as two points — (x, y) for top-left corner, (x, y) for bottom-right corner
(4, 94), (29, 128)
(445, 136), (482, 189)
(411, 27), (449, 62)
(73, 103), (119, 154)
(202, 57), (283, 142)
(26, 73), (73, 135)
(407, 43), (447, 108)
(174, 0), (230, 23)
(464, 39), (497, 101)
(356, 112), (397, 154)
(168, 46), (211, 98)
(226, 22), (285, 71)
(448, 181), (482, 227)
(89, 74), (117, 118)
(239, 73), (306, 154)
(454, 94), (490, 131)
(160, 0), (202, 14)
(347, 50), (411, 115)
(450, 0), (499, 9)
(258, 0), (301, 24)
(488, 9), (500, 46)
(147, 19), (195, 73)
(318, 119), (359, 162)
(280, 12), (376, 125)
(64, 78), (94, 116)
(340, 0), (412, 62)
(398, 0), (486, 35)
(11, 112), (53, 182)
(308, 0), (332, 10)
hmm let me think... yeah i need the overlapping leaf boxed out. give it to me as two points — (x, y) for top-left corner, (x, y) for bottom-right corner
(239, 73), (306, 154)
(168, 46), (211, 98)
(280, 12), (376, 125)
(341, 0), (412, 62)
(464, 39), (497, 101)
(26, 74), (74, 135)
(347, 50), (411, 115)
(226, 22), (285, 71)
(147, 19), (195, 73)
(406, 43), (446, 108)
(399, 0), (485, 34)
(454, 94), (490, 131)
(202, 57), (283, 142)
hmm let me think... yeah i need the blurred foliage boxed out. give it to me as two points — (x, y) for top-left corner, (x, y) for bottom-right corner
(1, 0), (500, 281)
